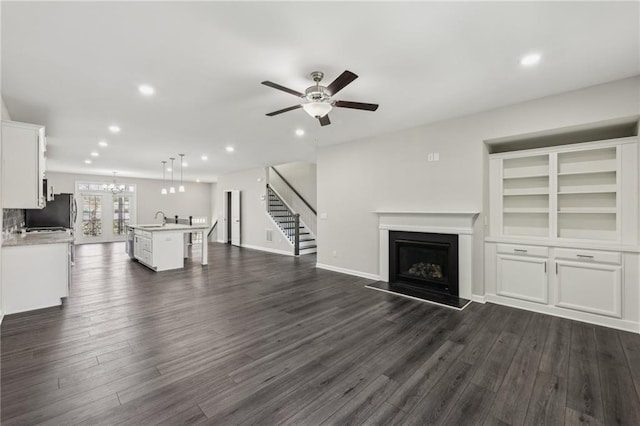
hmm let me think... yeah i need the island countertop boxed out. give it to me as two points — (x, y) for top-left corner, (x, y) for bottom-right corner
(2, 231), (74, 247)
(128, 223), (209, 232)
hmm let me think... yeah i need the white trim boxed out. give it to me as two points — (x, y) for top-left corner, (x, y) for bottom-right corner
(264, 211), (294, 246)
(240, 243), (294, 257)
(316, 263), (380, 281)
(364, 284), (471, 311)
(375, 211), (480, 216)
(485, 293), (639, 333)
(379, 224), (474, 235)
(0, 311), (4, 324)
(485, 236), (640, 253)
(471, 294), (487, 303)
(488, 136), (637, 159)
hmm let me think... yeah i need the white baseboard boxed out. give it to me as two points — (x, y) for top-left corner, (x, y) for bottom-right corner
(241, 243), (294, 257)
(471, 294), (487, 304)
(485, 293), (640, 334)
(0, 311), (3, 325)
(315, 263), (380, 281)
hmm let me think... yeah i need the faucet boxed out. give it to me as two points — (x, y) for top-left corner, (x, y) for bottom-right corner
(154, 211), (167, 226)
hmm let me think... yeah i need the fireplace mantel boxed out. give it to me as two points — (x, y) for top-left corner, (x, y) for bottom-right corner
(376, 211), (479, 300)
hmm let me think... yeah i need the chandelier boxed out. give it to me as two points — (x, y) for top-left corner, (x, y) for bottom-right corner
(104, 171), (125, 194)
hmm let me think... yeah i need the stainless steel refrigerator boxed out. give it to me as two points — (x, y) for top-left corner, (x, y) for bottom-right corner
(26, 193), (77, 230)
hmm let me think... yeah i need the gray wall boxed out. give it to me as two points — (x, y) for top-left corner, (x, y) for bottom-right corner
(45, 171), (213, 225)
(316, 76), (640, 296)
(216, 167), (294, 254)
(271, 161), (317, 210)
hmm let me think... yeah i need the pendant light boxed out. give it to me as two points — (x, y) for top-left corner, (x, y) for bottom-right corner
(178, 153), (186, 193)
(169, 157), (176, 194)
(161, 161), (168, 195)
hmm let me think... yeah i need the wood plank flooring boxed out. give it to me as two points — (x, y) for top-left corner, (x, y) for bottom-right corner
(2, 242), (639, 425)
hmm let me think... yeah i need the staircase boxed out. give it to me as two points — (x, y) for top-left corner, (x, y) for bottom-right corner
(267, 185), (317, 255)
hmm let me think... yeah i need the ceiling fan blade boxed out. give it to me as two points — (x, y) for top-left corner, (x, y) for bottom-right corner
(261, 81), (304, 98)
(326, 70), (358, 96)
(318, 115), (331, 126)
(265, 105), (302, 116)
(334, 100), (379, 111)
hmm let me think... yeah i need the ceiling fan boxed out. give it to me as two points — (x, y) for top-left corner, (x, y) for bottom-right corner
(262, 70), (379, 126)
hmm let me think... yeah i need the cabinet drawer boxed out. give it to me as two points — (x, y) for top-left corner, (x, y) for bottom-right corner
(497, 244), (548, 257)
(554, 248), (621, 265)
(135, 229), (152, 238)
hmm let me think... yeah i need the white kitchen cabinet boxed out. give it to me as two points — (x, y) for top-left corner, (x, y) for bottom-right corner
(554, 259), (622, 318)
(133, 229), (184, 271)
(497, 253), (548, 304)
(1, 243), (70, 315)
(1, 120), (46, 209)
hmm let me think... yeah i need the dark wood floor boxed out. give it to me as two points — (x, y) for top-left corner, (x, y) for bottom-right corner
(2, 242), (640, 425)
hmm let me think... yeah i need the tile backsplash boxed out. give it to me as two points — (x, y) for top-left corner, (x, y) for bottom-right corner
(2, 209), (25, 233)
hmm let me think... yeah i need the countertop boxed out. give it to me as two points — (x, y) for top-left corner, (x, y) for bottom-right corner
(128, 223), (210, 232)
(2, 231), (75, 247)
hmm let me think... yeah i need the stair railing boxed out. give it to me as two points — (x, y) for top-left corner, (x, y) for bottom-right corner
(268, 166), (317, 236)
(267, 184), (300, 255)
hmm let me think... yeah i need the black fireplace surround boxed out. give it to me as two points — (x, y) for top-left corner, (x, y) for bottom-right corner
(389, 231), (459, 298)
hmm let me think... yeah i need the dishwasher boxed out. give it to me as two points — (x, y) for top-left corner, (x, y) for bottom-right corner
(126, 227), (135, 259)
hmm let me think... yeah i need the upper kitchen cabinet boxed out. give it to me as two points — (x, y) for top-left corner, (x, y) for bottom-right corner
(1, 120), (47, 209)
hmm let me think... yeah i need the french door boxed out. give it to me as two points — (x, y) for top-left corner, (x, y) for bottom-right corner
(75, 182), (136, 244)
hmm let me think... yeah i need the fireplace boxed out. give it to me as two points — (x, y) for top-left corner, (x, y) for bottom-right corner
(389, 231), (459, 298)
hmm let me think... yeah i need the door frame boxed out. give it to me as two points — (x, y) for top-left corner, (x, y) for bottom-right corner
(222, 189), (240, 246)
(75, 181), (137, 244)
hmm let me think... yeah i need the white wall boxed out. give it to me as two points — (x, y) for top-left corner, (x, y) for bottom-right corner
(317, 76), (640, 295)
(45, 171), (212, 225)
(0, 97), (9, 321)
(216, 167), (294, 255)
(209, 182), (217, 242)
(271, 161), (317, 210)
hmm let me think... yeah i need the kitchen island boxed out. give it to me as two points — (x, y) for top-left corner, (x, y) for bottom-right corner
(128, 223), (209, 272)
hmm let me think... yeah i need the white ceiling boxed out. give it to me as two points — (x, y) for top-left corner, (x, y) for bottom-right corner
(2, 1), (638, 182)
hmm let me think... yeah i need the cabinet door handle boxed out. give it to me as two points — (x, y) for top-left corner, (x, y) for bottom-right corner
(577, 254), (594, 259)
(556, 263), (558, 274)
(514, 249), (528, 253)
(544, 262), (547, 273)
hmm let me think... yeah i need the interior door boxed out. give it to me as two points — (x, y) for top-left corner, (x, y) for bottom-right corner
(231, 190), (241, 246)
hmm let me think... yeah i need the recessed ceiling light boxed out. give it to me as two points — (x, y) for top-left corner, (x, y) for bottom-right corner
(201, 155), (208, 161)
(138, 84), (155, 95)
(90, 151), (99, 157)
(98, 140), (108, 147)
(109, 125), (121, 133)
(226, 146), (234, 153)
(295, 129), (305, 136)
(196, 178), (201, 183)
(520, 53), (541, 66)
(84, 159), (92, 164)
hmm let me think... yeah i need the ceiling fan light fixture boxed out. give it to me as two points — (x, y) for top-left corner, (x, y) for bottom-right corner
(302, 101), (332, 118)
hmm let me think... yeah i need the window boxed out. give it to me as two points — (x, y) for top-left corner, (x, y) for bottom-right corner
(82, 195), (102, 237)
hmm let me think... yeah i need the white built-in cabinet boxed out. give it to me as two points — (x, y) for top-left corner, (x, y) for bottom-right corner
(1, 120), (47, 209)
(486, 137), (640, 332)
